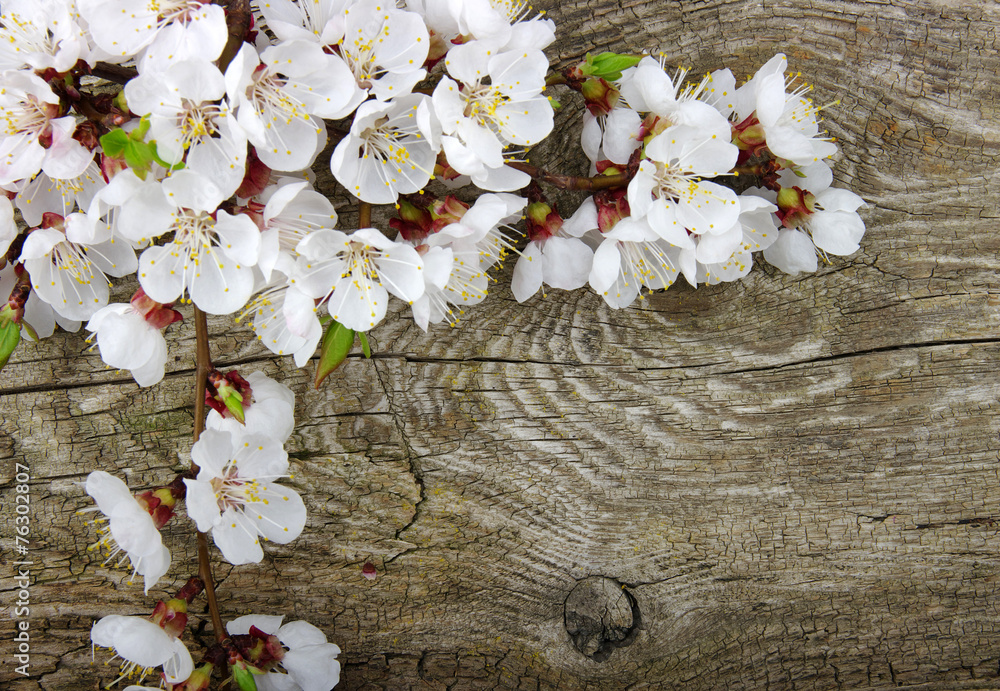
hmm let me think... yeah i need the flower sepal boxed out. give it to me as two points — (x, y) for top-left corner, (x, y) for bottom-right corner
(206, 370), (251, 425)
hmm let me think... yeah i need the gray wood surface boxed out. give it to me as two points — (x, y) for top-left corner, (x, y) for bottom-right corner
(3, 0), (1000, 688)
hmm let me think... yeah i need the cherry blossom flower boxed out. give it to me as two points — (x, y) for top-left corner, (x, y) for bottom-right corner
(723, 53), (839, 167)
(433, 41), (552, 190)
(0, 70), (60, 185)
(85, 291), (180, 387)
(403, 226), (485, 330)
(16, 155), (104, 228)
(256, 179), (339, 281)
(336, 0), (430, 101)
(132, 171), (261, 315)
(627, 124), (740, 248)
(254, 0), (348, 46)
(293, 227), (425, 332)
(0, 0), (89, 73)
(694, 193), (780, 285)
(78, 0), (228, 64)
(20, 212), (136, 321)
(763, 186), (866, 275)
(124, 59), (247, 199)
(581, 209), (680, 308)
(227, 614), (342, 691)
(184, 429), (306, 565)
(240, 256), (323, 366)
(511, 197), (593, 302)
(225, 41), (364, 171)
(83, 471), (171, 594)
(91, 614), (193, 686)
(331, 94), (437, 204)
(453, 0), (556, 52)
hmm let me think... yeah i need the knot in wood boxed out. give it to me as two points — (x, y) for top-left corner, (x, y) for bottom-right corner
(563, 576), (640, 662)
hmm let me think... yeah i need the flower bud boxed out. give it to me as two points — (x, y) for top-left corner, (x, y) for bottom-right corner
(130, 288), (183, 329)
(524, 184), (563, 242)
(0, 271), (32, 373)
(389, 196), (435, 243)
(206, 370), (251, 424)
(594, 188), (631, 233)
(150, 597), (188, 639)
(580, 77), (620, 117)
(172, 663), (213, 691)
(775, 186), (817, 229)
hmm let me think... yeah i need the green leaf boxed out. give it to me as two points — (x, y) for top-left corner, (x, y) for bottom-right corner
(130, 115), (151, 141)
(122, 139), (156, 179)
(314, 320), (355, 389)
(0, 320), (22, 373)
(232, 662), (260, 691)
(358, 332), (372, 358)
(20, 320), (38, 343)
(589, 52), (642, 80)
(99, 128), (129, 159)
(223, 393), (246, 425)
(150, 142), (185, 171)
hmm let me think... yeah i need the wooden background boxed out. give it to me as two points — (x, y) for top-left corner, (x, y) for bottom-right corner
(3, 0), (1000, 688)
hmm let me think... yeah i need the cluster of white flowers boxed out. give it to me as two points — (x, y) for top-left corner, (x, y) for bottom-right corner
(0, 0), (562, 384)
(85, 371), (333, 688)
(0, 0), (866, 377)
(516, 52), (867, 308)
(5, 3), (870, 687)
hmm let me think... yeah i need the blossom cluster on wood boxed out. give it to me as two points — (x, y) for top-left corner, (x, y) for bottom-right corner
(0, 0), (868, 688)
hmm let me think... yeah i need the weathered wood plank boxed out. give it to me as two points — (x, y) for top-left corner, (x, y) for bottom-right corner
(4, 0), (1000, 688)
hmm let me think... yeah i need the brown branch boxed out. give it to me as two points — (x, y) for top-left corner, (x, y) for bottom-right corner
(359, 201), (372, 228)
(191, 307), (227, 645)
(506, 162), (630, 191)
(91, 62), (138, 85)
(216, 0), (250, 74)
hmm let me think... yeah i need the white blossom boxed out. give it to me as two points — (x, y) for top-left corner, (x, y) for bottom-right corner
(83, 472), (171, 594)
(227, 615), (342, 691)
(86, 304), (170, 387)
(184, 429), (307, 565)
(433, 41), (552, 190)
(91, 614), (193, 686)
(225, 41), (363, 171)
(293, 227), (425, 332)
(206, 370), (296, 443)
(331, 94), (437, 204)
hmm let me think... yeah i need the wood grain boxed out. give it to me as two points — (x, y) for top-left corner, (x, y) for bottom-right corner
(3, 0), (1000, 688)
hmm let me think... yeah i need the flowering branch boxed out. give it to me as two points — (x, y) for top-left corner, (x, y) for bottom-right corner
(506, 162), (631, 191)
(192, 307), (227, 645)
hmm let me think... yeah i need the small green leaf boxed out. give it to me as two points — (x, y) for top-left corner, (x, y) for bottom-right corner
(232, 662), (260, 691)
(130, 115), (151, 141)
(0, 320), (22, 373)
(123, 139), (156, 179)
(589, 52), (642, 80)
(547, 96), (562, 109)
(150, 142), (185, 171)
(20, 320), (38, 343)
(99, 128), (129, 159)
(315, 320), (355, 389)
(223, 394), (246, 425)
(358, 332), (372, 358)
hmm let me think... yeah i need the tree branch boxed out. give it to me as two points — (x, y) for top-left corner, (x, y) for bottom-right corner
(506, 162), (630, 191)
(191, 307), (227, 645)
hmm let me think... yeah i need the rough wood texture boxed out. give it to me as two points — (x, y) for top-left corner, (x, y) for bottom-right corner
(3, 0), (1000, 688)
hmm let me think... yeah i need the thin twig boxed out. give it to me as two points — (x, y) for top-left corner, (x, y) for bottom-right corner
(359, 201), (372, 228)
(192, 307), (226, 644)
(91, 62), (138, 85)
(506, 162), (630, 191)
